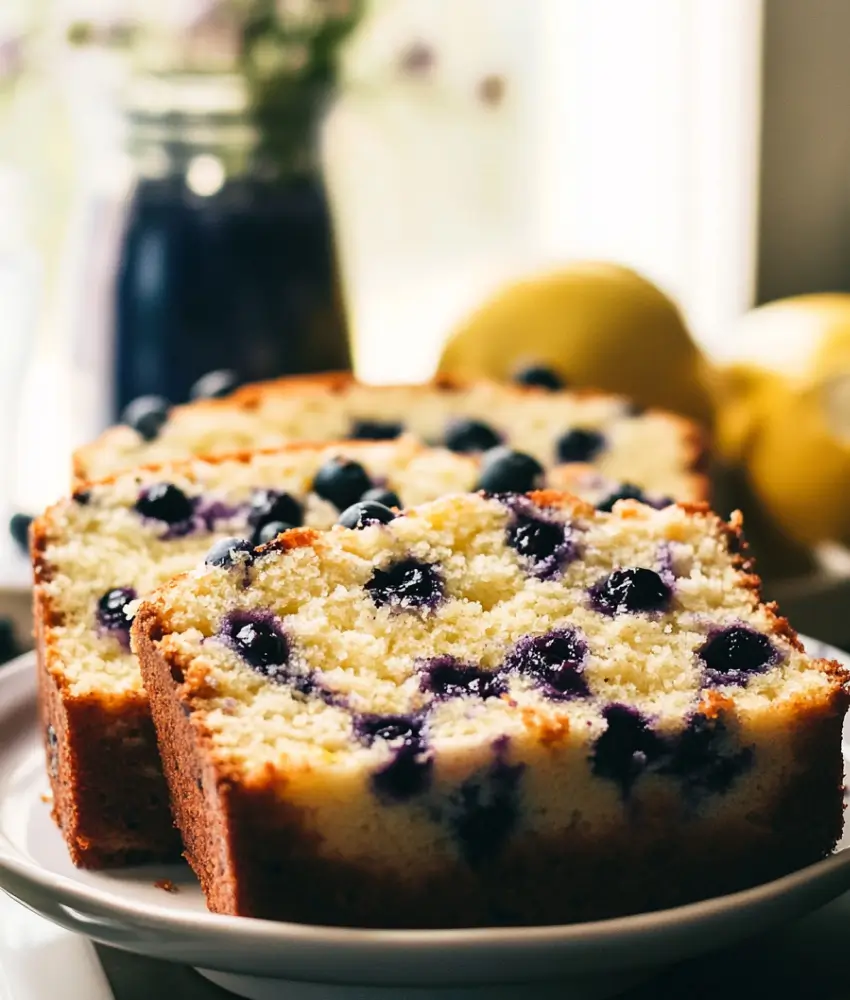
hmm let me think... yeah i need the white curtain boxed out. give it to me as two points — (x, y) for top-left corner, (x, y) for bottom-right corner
(326, 0), (764, 383)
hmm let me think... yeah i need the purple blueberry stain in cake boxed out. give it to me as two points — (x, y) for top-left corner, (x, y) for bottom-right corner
(219, 610), (313, 694)
(556, 428), (606, 464)
(192, 498), (243, 532)
(698, 625), (781, 687)
(656, 542), (677, 588)
(504, 628), (590, 700)
(590, 567), (672, 616)
(651, 496), (676, 510)
(661, 712), (754, 799)
(72, 488), (91, 506)
(349, 418), (404, 441)
(418, 656), (507, 700)
(591, 704), (667, 797)
(96, 587), (137, 649)
(356, 713), (433, 802)
(500, 497), (579, 579)
(448, 737), (525, 867)
(46, 724), (59, 778)
(365, 558), (444, 611)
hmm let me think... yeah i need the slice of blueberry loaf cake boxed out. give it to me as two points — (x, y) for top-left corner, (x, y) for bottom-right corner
(133, 491), (848, 927)
(31, 439), (483, 868)
(73, 373), (706, 504)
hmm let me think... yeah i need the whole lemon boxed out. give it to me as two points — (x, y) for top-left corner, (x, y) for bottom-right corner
(715, 295), (850, 548)
(438, 262), (712, 423)
(745, 373), (850, 548)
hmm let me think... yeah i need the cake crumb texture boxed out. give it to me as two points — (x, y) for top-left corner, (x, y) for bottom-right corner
(31, 439), (479, 866)
(134, 491), (848, 926)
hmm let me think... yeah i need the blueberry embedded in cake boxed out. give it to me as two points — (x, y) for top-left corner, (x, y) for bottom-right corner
(133, 490), (848, 928)
(30, 438), (483, 869)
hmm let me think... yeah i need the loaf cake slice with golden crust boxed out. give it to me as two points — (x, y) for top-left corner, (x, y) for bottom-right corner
(32, 438), (485, 868)
(133, 491), (848, 927)
(73, 373), (706, 504)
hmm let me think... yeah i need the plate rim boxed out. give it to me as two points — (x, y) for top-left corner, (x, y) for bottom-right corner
(2, 646), (850, 954)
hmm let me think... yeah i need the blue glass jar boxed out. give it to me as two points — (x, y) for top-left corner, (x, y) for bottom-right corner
(113, 72), (349, 416)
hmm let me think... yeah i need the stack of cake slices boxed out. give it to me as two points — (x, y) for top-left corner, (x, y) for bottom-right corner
(31, 373), (847, 927)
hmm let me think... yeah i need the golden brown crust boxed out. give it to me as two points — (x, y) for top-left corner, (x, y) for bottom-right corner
(32, 505), (179, 867)
(33, 586), (180, 867)
(134, 601), (238, 908)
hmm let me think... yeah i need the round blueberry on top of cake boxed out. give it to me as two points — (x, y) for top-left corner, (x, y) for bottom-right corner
(338, 501), (397, 529)
(512, 363), (565, 391)
(312, 457), (373, 511)
(135, 482), (195, 525)
(247, 489), (303, 532)
(132, 490), (849, 929)
(121, 394), (170, 442)
(475, 448), (544, 494)
(96, 587), (137, 647)
(444, 418), (502, 454)
(556, 428), (606, 464)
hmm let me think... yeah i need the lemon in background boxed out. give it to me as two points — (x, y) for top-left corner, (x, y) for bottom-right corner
(717, 293), (850, 378)
(744, 372), (850, 548)
(713, 294), (850, 550)
(438, 262), (713, 423)
(712, 364), (787, 465)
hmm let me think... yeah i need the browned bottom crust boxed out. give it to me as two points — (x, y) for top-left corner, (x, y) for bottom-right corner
(34, 589), (179, 868)
(136, 603), (846, 928)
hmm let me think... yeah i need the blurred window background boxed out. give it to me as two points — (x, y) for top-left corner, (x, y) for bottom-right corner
(0, 0), (848, 530)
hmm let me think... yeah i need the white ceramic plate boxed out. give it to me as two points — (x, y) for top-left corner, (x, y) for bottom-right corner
(2, 646), (850, 996)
